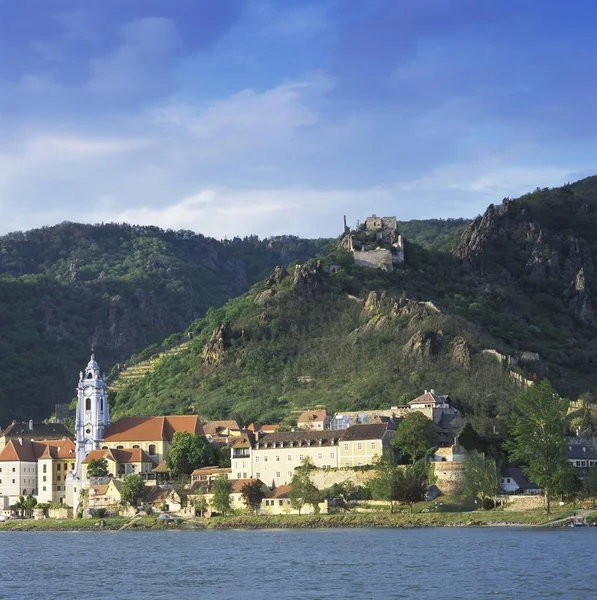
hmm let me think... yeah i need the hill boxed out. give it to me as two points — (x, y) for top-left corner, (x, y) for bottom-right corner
(0, 222), (329, 425)
(110, 176), (597, 431)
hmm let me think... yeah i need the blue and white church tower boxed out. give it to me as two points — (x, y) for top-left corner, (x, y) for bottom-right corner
(74, 354), (109, 478)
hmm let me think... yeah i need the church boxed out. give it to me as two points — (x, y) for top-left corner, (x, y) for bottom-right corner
(0, 355), (204, 511)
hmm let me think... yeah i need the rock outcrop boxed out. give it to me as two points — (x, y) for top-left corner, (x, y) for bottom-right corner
(293, 263), (325, 298)
(404, 330), (442, 359)
(201, 323), (234, 365)
(565, 268), (597, 325)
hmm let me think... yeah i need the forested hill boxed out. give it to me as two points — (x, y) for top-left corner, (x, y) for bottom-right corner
(110, 176), (597, 433)
(0, 222), (329, 425)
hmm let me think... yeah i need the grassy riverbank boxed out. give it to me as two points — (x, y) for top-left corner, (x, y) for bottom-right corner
(1, 508), (586, 532)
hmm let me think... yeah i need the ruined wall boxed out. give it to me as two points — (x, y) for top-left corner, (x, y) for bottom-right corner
(353, 249), (393, 272)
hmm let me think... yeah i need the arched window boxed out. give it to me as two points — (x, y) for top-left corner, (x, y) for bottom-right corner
(132, 445), (140, 449)
(100, 398), (103, 411)
(85, 397), (91, 411)
(148, 444), (156, 456)
(87, 372), (93, 379)
(116, 445), (124, 449)
(23, 489), (27, 495)
(101, 446), (108, 450)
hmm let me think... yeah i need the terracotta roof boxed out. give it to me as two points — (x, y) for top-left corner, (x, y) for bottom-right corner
(103, 416), (204, 442)
(270, 485), (292, 499)
(191, 466), (231, 476)
(203, 420), (241, 436)
(261, 424), (280, 433)
(0, 438), (77, 462)
(409, 392), (450, 406)
(297, 410), (328, 423)
(90, 480), (121, 496)
(230, 478), (264, 494)
(82, 447), (154, 465)
(0, 421), (74, 440)
(152, 460), (171, 473)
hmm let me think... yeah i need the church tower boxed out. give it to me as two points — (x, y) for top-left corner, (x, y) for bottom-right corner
(74, 355), (109, 477)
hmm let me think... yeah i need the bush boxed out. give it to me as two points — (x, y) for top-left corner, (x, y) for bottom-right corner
(96, 508), (108, 518)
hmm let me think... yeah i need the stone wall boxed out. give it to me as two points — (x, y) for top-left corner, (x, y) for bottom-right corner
(353, 249), (393, 272)
(432, 461), (465, 495)
(310, 468), (377, 490)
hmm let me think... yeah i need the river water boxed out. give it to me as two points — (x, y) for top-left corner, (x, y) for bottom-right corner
(0, 528), (595, 599)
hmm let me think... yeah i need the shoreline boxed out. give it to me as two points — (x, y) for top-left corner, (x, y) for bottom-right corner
(1, 510), (591, 532)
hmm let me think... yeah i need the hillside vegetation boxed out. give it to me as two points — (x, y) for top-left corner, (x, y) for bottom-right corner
(0, 222), (329, 424)
(111, 177), (597, 430)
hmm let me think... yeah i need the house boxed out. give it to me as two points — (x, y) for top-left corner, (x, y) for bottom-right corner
(261, 484), (328, 515)
(100, 415), (204, 466)
(567, 444), (597, 470)
(501, 467), (542, 495)
(81, 447), (155, 481)
(338, 423), (396, 467)
(191, 466), (231, 484)
(200, 478), (269, 512)
(234, 431), (341, 487)
(0, 438), (76, 507)
(296, 410), (330, 431)
(88, 479), (122, 510)
(145, 485), (184, 512)
(203, 420), (241, 443)
(0, 421), (73, 451)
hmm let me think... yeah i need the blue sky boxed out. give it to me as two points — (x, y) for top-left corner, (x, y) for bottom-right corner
(1, 0), (597, 238)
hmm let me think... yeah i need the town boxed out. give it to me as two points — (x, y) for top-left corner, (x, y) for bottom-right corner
(1, 355), (596, 524)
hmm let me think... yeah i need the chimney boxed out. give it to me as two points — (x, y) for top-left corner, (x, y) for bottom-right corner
(29, 420), (34, 431)
(18, 437), (23, 445)
(430, 389), (436, 395)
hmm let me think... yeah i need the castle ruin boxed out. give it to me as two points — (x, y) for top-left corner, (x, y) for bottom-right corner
(341, 214), (405, 272)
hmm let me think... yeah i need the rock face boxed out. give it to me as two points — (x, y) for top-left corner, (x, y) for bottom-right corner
(566, 268), (597, 325)
(451, 337), (471, 367)
(202, 323), (234, 365)
(293, 263), (325, 298)
(265, 265), (289, 288)
(404, 330), (442, 359)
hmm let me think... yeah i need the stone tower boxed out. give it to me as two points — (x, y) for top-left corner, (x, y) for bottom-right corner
(74, 354), (109, 477)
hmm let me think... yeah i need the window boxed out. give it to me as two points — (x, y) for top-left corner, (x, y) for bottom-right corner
(12, 479), (15, 484)
(344, 443), (349, 451)
(43, 464), (47, 473)
(371, 442), (376, 449)
(264, 457), (268, 462)
(56, 486), (61, 491)
(237, 473), (241, 479)
(242, 462), (246, 469)
(132, 445), (140, 449)
(57, 476), (61, 482)
(43, 476), (46, 482)
(318, 453), (322, 460)
(100, 398), (104, 411)
(116, 445), (124, 449)
(276, 472), (280, 478)
(279, 500), (284, 506)
(256, 473), (261, 479)
(12, 467), (15, 472)
(288, 471), (293, 478)
(85, 397), (91, 410)
(330, 453), (335, 459)
(255, 456), (260, 463)
(148, 444), (156, 455)
(57, 464), (61, 471)
(287, 454), (292, 461)
(357, 443), (362, 450)
(42, 486), (46, 491)
(101, 446), (108, 450)
(299, 454), (304, 460)
(276, 455), (280, 462)
(243, 472), (247, 478)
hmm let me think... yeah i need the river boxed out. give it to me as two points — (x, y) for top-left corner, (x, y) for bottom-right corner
(1, 528), (595, 599)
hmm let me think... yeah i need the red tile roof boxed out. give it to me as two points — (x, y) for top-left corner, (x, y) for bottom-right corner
(82, 447), (154, 465)
(0, 438), (77, 462)
(203, 420), (241, 436)
(270, 485), (292, 499)
(297, 410), (328, 424)
(103, 416), (204, 442)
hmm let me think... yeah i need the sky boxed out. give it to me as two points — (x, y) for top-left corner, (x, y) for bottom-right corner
(1, 0), (597, 239)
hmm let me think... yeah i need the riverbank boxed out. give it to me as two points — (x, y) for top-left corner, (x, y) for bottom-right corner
(1, 508), (591, 531)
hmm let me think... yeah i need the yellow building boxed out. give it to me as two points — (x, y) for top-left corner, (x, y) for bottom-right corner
(81, 447), (155, 480)
(88, 479), (122, 510)
(100, 416), (204, 466)
(338, 423), (395, 467)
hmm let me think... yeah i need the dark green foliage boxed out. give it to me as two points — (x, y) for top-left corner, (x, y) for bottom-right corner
(505, 381), (573, 513)
(289, 469), (321, 515)
(240, 480), (266, 514)
(165, 432), (220, 478)
(86, 458), (109, 478)
(0, 222), (328, 424)
(368, 460), (428, 512)
(461, 452), (500, 508)
(120, 473), (145, 506)
(211, 474), (232, 514)
(397, 218), (471, 252)
(393, 412), (438, 462)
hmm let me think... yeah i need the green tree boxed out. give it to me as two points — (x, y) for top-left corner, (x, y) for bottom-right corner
(368, 460), (402, 512)
(87, 458), (109, 478)
(582, 468), (597, 508)
(166, 431), (219, 478)
(396, 464), (428, 513)
(241, 480), (266, 514)
(505, 380), (572, 513)
(289, 471), (321, 515)
(120, 474), (145, 507)
(211, 474), (232, 514)
(393, 412), (438, 462)
(462, 452), (499, 509)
